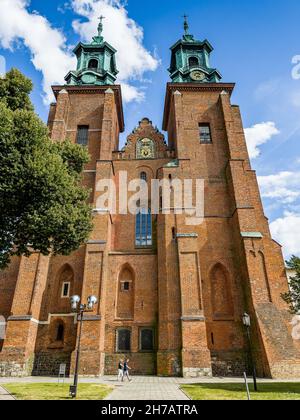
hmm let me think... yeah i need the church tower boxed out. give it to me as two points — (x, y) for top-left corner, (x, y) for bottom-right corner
(159, 18), (300, 378)
(0, 21), (124, 377)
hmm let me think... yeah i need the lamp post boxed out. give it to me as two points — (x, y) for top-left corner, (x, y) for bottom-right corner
(243, 312), (258, 392)
(69, 295), (98, 399)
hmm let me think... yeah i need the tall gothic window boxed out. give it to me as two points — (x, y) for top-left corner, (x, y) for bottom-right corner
(136, 209), (152, 247)
(199, 124), (212, 144)
(76, 126), (89, 146)
(117, 329), (131, 352)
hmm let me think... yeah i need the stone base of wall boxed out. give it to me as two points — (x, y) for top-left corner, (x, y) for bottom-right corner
(270, 362), (300, 379)
(0, 355), (34, 377)
(211, 351), (247, 377)
(105, 352), (157, 376)
(183, 367), (212, 378)
(32, 352), (72, 377)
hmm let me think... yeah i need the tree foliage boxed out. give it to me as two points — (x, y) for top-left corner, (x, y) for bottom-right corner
(0, 69), (93, 270)
(282, 256), (300, 314)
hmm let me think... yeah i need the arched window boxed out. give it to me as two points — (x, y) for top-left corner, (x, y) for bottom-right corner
(140, 172), (147, 182)
(88, 59), (98, 70)
(56, 322), (65, 342)
(189, 56), (199, 68)
(136, 209), (152, 247)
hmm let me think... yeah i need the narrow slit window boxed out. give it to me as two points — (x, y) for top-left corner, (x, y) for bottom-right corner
(56, 324), (64, 342)
(62, 282), (70, 298)
(199, 124), (212, 144)
(122, 282), (130, 292)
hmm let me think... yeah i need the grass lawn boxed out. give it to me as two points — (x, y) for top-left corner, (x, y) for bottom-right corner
(181, 383), (300, 400)
(2, 383), (113, 400)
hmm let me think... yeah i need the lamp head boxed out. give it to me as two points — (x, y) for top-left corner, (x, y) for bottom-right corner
(70, 295), (80, 312)
(87, 295), (98, 310)
(243, 312), (251, 327)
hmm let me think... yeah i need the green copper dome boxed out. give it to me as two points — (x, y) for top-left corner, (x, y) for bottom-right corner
(168, 16), (222, 84)
(65, 17), (118, 86)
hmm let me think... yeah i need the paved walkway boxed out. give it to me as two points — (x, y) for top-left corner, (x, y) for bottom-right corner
(0, 385), (15, 400)
(104, 377), (189, 401)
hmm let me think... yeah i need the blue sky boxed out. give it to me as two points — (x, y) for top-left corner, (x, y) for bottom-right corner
(0, 0), (300, 257)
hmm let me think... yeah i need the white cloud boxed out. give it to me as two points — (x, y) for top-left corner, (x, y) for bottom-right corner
(244, 122), (280, 159)
(270, 212), (300, 257)
(258, 171), (300, 204)
(0, 0), (76, 104)
(71, 0), (159, 102)
(0, 0), (159, 104)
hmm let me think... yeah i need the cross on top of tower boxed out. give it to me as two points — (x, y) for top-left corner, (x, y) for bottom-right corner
(183, 14), (189, 35)
(98, 15), (105, 37)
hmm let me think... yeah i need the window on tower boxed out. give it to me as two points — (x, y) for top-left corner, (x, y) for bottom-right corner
(76, 126), (89, 147)
(199, 124), (212, 144)
(88, 59), (98, 70)
(189, 56), (199, 68)
(140, 172), (147, 182)
(136, 208), (152, 248)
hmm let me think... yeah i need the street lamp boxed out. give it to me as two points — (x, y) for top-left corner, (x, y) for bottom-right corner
(69, 295), (98, 399)
(242, 312), (258, 392)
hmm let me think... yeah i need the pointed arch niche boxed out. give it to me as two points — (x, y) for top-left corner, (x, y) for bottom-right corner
(116, 265), (135, 320)
(210, 263), (234, 320)
(51, 264), (75, 313)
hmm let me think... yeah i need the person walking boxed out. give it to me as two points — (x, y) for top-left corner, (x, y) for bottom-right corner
(117, 359), (124, 381)
(122, 358), (132, 382)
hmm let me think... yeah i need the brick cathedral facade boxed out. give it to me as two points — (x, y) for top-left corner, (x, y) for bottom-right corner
(1, 21), (300, 378)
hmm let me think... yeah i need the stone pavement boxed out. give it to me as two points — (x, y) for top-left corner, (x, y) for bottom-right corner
(104, 377), (189, 401)
(0, 385), (15, 400)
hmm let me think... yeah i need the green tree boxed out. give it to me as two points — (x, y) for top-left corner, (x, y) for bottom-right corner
(282, 256), (300, 314)
(0, 69), (93, 270)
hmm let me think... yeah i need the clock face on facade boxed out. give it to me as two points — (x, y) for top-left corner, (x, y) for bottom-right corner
(190, 70), (206, 82)
(81, 73), (97, 84)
